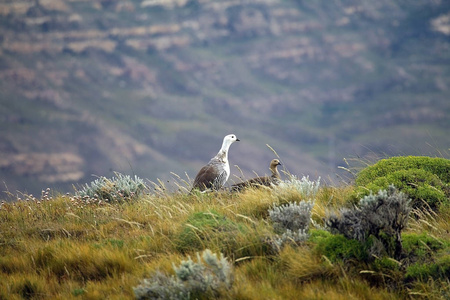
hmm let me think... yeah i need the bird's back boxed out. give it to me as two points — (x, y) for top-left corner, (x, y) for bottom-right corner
(231, 159), (281, 192)
(192, 158), (228, 191)
(191, 134), (238, 192)
(230, 176), (272, 192)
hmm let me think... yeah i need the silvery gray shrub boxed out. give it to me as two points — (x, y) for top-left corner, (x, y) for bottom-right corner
(273, 175), (321, 200)
(76, 173), (145, 203)
(326, 185), (411, 259)
(271, 228), (310, 250)
(268, 200), (315, 250)
(268, 176), (319, 250)
(269, 201), (315, 233)
(134, 249), (233, 300)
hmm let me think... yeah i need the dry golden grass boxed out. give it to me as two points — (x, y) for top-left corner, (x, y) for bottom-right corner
(407, 204), (450, 240)
(312, 184), (355, 223)
(278, 245), (337, 282)
(1, 178), (448, 299)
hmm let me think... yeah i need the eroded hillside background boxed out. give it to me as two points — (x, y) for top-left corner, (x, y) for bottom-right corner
(1, 0), (449, 195)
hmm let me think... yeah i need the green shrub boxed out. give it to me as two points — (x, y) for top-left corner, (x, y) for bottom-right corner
(354, 156), (450, 209)
(405, 254), (450, 282)
(372, 256), (401, 272)
(402, 233), (446, 259)
(358, 169), (447, 209)
(76, 173), (145, 203)
(72, 288), (86, 296)
(402, 233), (449, 285)
(356, 156), (450, 185)
(175, 210), (245, 253)
(308, 229), (333, 244)
(313, 234), (368, 263)
(134, 249), (233, 300)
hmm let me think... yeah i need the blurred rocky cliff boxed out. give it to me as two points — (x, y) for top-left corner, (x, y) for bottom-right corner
(1, 0), (449, 195)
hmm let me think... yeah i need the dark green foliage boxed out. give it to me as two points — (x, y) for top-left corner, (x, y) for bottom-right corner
(355, 156), (450, 209)
(76, 173), (146, 203)
(326, 186), (411, 260)
(313, 234), (368, 263)
(107, 239), (125, 249)
(360, 255), (408, 293)
(405, 254), (450, 282)
(358, 169), (447, 209)
(356, 156), (450, 185)
(72, 288), (86, 296)
(372, 256), (401, 273)
(308, 229), (333, 243)
(402, 233), (446, 259)
(175, 210), (245, 253)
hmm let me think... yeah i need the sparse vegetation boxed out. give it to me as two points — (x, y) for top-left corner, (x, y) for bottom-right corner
(1, 156), (449, 299)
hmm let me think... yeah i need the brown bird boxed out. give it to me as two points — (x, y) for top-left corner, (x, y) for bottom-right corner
(231, 159), (282, 192)
(191, 134), (240, 192)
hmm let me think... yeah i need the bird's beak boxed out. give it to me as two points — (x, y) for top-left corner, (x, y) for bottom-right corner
(236, 138), (240, 142)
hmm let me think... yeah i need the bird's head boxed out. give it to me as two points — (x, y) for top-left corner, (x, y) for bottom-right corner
(224, 134), (240, 144)
(271, 159), (282, 167)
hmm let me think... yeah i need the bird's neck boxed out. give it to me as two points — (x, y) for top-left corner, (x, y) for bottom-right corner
(220, 139), (232, 153)
(216, 140), (231, 163)
(271, 166), (280, 179)
(215, 149), (228, 164)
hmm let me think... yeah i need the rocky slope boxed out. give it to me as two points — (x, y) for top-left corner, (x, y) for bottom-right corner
(1, 0), (449, 195)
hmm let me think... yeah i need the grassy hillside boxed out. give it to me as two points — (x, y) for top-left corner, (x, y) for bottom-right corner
(1, 157), (449, 299)
(1, 0), (450, 195)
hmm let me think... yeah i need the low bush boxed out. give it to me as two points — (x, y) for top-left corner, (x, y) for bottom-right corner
(313, 233), (368, 263)
(269, 201), (314, 234)
(272, 175), (320, 204)
(402, 233), (446, 259)
(268, 201), (314, 250)
(266, 176), (319, 250)
(355, 156), (450, 185)
(372, 256), (401, 273)
(134, 249), (233, 300)
(326, 186), (411, 260)
(405, 254), (450, 282)
(357, 169), (447, 209)
(354, 156), (450, 209)
(76, 173), (145, 203)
